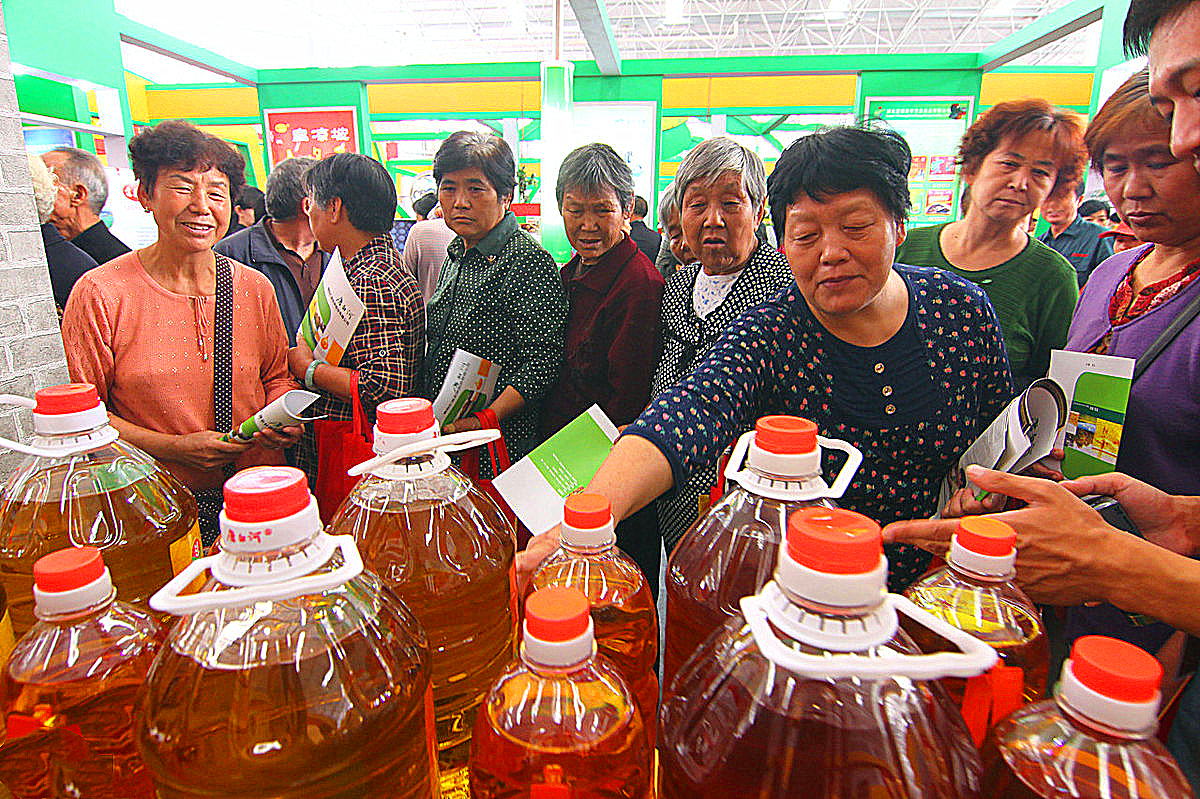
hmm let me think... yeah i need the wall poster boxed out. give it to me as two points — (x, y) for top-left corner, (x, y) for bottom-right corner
(263, 107), (359, 167)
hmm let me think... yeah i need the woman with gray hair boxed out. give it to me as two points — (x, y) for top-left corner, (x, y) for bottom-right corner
(654, 180), (697, 279)
(540, 142), (666, 588)
(650, 137), (792, 551)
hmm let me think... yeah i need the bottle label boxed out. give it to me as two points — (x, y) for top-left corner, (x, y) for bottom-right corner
(961, 664), (1025, 746)
(169, 522), (206, 593)
(440, 766), (471, 799)
(0, 608), (14, 665)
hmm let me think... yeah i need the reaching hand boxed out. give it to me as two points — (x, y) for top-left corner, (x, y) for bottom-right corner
(171, 430), (253, 471)
(515, 526), (562, 596)
(1060, 472), (1198, 556)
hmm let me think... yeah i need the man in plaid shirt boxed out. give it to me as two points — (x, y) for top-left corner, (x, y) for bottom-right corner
(289, 153), (425, 496)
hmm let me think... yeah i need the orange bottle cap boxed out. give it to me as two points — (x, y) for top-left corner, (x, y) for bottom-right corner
(787, 507), (882, 574)
(755, 416), (817, 455)
(524, 586), (591, 642)
(34, 546), (105, 593)
(376, 397), (435, 435)
(34, 383), (99, 415)
(563, 493), (610, 529)
(956, 517), (1016, 557)
(223, 466), (311, 523)
(1071, 636), (1161, 703)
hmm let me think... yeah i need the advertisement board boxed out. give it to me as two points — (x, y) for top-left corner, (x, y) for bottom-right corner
(263, 107), (359, 167)
(865, 97), (974, 227)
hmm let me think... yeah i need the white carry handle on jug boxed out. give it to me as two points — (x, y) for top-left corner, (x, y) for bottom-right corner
(723, 428), (864, 503)
(0, 389), (119, 458)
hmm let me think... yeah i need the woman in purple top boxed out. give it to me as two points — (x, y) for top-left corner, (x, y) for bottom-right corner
(1065, 70), (1200, 654)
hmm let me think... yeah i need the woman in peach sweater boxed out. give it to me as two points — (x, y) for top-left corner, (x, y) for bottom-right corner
(62, 121), (299, 543)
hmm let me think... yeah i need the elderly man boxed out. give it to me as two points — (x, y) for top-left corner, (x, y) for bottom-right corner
(216, 157), (329, 344)
(41, 146), (130, 265)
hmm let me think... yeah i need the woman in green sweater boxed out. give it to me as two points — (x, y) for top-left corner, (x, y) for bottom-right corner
(896, 99), (1085, 391)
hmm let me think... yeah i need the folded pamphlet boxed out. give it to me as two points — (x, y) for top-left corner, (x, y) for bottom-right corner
(432, 349), (501, 428)
(296, 249), (365, 367)
(1048, 349), (1134, 479)
(492, 405), (620, 535)
(224, 390), (324, 442)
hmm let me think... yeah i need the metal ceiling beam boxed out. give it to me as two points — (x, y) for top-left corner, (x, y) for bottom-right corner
(117, 15), (259, 85)
(976, 0), (1104, 71)
(568, 0), (622, 74)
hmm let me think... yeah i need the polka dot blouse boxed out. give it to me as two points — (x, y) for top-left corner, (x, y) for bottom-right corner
(625, 263), (1015, 591)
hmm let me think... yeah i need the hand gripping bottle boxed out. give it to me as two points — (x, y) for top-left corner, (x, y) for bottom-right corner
(659, 507), (997, 799)
(326, 398), (516, 798)
(0, 546), (165, 799)
(664, 415), (861, 687)
(903, 516), (1049, 745)
(982, 635), (1195, 798)
(528, 493), (659, 741)
(469, 586), (652, 799)
(0, 384), (201, 636)
(139, 466), (436, 799)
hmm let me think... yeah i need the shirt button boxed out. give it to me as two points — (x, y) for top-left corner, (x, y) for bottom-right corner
(874, 362), (885, 374)
(882, 385), (893, 397)
(885, 404), (896, 415)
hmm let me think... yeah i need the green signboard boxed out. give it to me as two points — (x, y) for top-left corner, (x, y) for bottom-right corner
(865, 97), (973, 229)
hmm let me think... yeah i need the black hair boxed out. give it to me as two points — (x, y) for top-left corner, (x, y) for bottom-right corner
(303, 152), (397, 235)
(1078, 198), (1111, 217)
(128, 119), (245, 200)
(766, 125), (911, 242)
(633, 195), (648, 217)
(432, 131), (516, 201)
(236, 185), (266, 221)
(1124, 0), (1193, 55)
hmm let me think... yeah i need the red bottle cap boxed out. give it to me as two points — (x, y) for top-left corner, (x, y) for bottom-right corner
(1071, 636), (1161, 703)
(531, 785), (571, 799)
(33, 384), (99, 415)
(563, 493), (611, 529)
(524, 587), (591, 642)
(787, 507), (882, 574)
(223, 466), (311, 523)
(755, 416), (817, 455)
(376, 397), (436, 435)
(33, 546), (106, 593)
(956, 516), (1017, 556)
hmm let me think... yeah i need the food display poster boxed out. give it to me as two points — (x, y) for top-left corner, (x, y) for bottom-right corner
(264, 107), (358, 167)
(865, 98), (973, 227)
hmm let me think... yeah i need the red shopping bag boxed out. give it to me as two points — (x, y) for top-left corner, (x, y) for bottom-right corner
(460, 409), (532, 548)
(313, 372), (374, 523)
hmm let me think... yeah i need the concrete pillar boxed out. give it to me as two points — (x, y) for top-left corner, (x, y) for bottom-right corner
(0, 11), (70, 478)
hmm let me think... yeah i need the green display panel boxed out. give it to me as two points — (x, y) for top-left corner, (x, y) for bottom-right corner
(865, 97), (974, 228)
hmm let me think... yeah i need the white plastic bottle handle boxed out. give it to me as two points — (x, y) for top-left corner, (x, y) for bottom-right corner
(0, 393), (118, 458)
(346, 428), (502, 477)
(724, 431), (864, 502)
(150, 535), (365, 615)
(740, 591), (998, 680)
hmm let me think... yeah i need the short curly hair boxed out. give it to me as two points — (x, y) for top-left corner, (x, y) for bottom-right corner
(128, 120), (245, 200)
(957, 99), (1086, 198)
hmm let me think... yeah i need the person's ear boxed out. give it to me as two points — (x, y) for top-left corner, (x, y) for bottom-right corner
(754, 202), (767, 227)
(895, 218), (907, 247)
(135, 182), (153, 213)
(70, 182), (89, 210)
(327, 196), (345, 225)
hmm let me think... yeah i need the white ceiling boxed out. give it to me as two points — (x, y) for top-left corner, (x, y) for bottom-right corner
(115, 0), (1099, 76)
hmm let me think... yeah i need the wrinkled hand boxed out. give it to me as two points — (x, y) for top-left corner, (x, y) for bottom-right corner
(252, 424), (304, 449)
(171, 430), (253, 470)
(444, 415), (482, 435)
(515, 526), (561, 596)
(885, 465), (1137, 606)
(940, 485), (1006, 519)
(1062, 472), (1197, 556)
(287, 341), (315, 380)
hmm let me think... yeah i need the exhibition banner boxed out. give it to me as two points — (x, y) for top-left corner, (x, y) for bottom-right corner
(865, 97), (973, 227)
(264, 107), (358, 166)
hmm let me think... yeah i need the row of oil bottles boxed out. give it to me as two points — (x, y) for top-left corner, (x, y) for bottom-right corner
(0, 382), (1192, 798)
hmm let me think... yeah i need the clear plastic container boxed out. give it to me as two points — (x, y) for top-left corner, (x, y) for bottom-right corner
(0, 384), (201, 636)
(325, 398), (516, 799)
(529, 493), (659, 740)
(982, 635), (1195, 798)
(659, 507), (997, 798)
(138, 466), (436, 799)
(904, 516), (1049, 744)
(469, 586), (651, 798)
(663, 416), (861, 687)
(0, 545), (165, 798)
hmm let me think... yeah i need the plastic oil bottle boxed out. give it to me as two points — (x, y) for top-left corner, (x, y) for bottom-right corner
(664, 415), (861, 686)
(528, 493), (659, 740)
(325, 398), (516, 798)
(982, 635), (1194, 798)
(0, 384), (201, 636)
(138, 466), (437, 799)
(659, 507), (997, 798)
(903, 515), (1049, 745)
(0, 546), (165, 798)
(469, 586), (651, 799)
